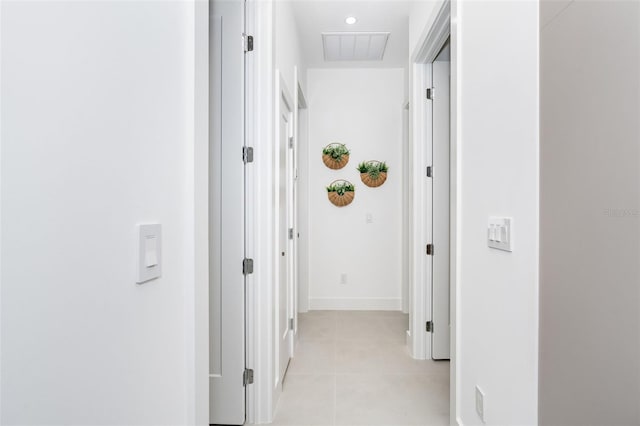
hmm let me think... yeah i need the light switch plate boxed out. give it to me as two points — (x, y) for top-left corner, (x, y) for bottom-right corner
(488, 217), (513, 252)
(137, 224), (162, 283)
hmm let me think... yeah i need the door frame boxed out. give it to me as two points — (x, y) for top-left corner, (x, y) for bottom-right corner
(430, 41), (451, 361)
(410, 0), (459, 422)
(274, 69), (295, 393)
(190, 0), (274, 424)
(244, 0), (276, 423)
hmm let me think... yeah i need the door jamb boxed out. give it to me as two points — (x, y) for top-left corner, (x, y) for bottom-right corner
(410, 0), (459, 423)
(245, 0), (275, 423)
(274, 69), (295, 397)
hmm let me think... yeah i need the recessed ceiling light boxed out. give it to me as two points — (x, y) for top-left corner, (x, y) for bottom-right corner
(345, 16), (357, 25)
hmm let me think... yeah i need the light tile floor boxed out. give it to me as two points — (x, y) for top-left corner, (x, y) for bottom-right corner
(272, 311), (450, 426)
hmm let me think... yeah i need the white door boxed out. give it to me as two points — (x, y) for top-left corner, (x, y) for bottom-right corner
(209, 0), (247, 424)
(278, 77), (295, 386)
(431, 40), (451, 360)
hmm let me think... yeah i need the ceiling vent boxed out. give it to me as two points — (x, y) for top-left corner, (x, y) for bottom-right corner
(322, 32), (390, 61)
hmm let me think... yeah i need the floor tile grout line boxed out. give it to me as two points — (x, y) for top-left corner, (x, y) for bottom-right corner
(333, 373), (337, 426)
(333, 315), (337, 426)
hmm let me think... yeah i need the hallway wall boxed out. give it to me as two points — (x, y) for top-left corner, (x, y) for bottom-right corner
(306, 68), (405, 310)
(275, 0), (305, 93)
(410, 0), (540, 423)
(1, 2), (196, 424)
(539, 1), (640, 424)
(455, 2), (539, 424)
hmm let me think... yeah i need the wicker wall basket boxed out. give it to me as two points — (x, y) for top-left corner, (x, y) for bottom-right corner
(358, 160), (388, 188)
(326, 180), (355, 207)
(322, 143), (350, 170)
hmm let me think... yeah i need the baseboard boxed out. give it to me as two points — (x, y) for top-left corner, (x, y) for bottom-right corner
(309, 297), (402, 311)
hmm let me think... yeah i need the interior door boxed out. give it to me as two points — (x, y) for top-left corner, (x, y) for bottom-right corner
(431, 40), (451, 360)
(278, 88), (294, 385)
(209, 0), (246, 424)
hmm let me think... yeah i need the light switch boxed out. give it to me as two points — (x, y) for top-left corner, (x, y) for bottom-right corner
(137, 224), (162, 283)
(494, 226), (502, 242)
(488, 217), (512, 252)
(144, 236), (158, 267)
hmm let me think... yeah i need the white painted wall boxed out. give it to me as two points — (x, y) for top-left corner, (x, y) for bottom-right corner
(306, 68), (405, 310)
(1, 2), (196, 424)
(409, 1), (439, 57)
(539, 1), (640, 424)
(456, 1), (539, 424)
(411, 0), (539, 423)
(275, 1), (305, 95)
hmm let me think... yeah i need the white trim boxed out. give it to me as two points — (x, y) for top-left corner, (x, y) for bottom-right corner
(408, 1), (453, 364)
(273, 69), (294, 401)
(410, 0), (458, 423)
(188, 1), (209, 425)
(296, 81), (310, 315)
(245, 0), (275, 423)
(292, 66), (301, 336)
(411, 0), (451, 64)
(450, 1), (461, 423)
(410, 0), (450, 360)
(309, 298), (402, 311)
(409, 60), (430, 361)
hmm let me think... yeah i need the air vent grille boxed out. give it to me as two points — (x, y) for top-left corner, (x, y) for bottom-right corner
(322, 32), (390, 61)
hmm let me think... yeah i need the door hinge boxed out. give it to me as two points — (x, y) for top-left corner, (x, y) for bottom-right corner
(289, 136), (294, 149)
(242, 258), (254, 275)
(289, 228), (294, 240)
(426, 166), (432, 178)
(243, 368), (254, 386)
(426, 321), (433, 332)
(426, 87), (434, 100)
(290, 318), (294, 330)
(426, 244), (434, 256)
(243, 34), (254, 52)
(243, 146), (254, 163)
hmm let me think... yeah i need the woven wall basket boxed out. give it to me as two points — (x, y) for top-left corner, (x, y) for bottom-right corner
(359, 161), (388, 188)
(327, 180), (355, 207)
(322, 143), (350, 170)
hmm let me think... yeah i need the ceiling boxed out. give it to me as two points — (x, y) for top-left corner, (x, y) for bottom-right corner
(290, 1), (411, 69)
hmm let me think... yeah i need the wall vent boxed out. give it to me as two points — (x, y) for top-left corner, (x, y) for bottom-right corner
(322, 32), (390, 61)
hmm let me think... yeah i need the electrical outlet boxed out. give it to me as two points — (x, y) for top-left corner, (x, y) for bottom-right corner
(340, 273), (348, 285)
(475, 386), (485, 423)
(366, 213), (373, 224)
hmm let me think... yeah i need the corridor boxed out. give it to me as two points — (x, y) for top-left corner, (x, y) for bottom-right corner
(272, 311), (450, 425)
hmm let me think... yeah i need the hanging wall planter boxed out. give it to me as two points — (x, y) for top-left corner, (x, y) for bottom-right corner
(326, 180), (355, 207)
(322, 143), (350, 170)
(357, 161), (388, 188)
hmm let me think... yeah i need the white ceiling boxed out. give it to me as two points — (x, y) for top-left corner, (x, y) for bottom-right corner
(290, 1), (411, 69)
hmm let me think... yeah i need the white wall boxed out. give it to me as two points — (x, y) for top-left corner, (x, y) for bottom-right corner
(539, 1), (640, 424)
(409, 1), (439, 57)
(1, 2), (196, 424)
(306, 68), (405, 310)
(275, 1), (305, 95)
(456, 1), (539, 424)
(411, 0), (539, 423)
